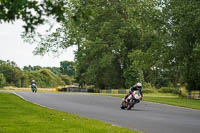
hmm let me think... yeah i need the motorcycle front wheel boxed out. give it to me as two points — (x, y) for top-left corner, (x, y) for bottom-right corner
(121, 101), (126, 109)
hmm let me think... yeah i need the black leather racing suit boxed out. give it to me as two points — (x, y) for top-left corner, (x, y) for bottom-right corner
(125, 85), (143, 99)
(31, 81), (37, 88)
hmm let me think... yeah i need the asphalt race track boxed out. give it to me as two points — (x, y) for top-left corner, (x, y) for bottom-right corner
(14, 92), (200, 133)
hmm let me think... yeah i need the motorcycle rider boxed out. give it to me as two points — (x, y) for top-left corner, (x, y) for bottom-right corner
(124, 82), (143, 101)
(31, 80), (37, 90)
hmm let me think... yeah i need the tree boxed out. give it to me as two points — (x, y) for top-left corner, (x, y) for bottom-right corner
(45, 67), (61, 75)
(0, 0), (66, 32)
(60, 61), (75, 77)
(24, 0), (164, 89)
(163, 0), (200, 90)
(0, 60), (29, 87)
(21, 0), (200, 90)
(23, 65), (42, 71)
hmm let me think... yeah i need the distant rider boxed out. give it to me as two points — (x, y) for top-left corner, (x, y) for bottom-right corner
(31, 80), (37, 90)
(124, 82), (143, 100)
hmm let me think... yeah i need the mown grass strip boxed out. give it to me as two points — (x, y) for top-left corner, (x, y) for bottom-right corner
(143, 94), (200, 110)
(0, 93), (139, 133)
(102, 93), (200, 110)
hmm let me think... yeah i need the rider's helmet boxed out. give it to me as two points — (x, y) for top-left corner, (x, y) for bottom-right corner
(136, 82), (142, 89)
(32, 80), (35, 84)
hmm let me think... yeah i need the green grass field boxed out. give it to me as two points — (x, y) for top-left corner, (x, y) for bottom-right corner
(103, 93), (200, 110)
(143, 93), (200, 110)
(0, 92), (139, 133)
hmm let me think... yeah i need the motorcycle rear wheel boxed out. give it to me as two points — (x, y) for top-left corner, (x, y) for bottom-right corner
(127, 101), (135, 110)
(127, 105), (132, 110)
(32, 88), (37, 93)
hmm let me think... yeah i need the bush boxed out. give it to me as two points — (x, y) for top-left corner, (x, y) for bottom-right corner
(142, 89), (155, 93)
(60, 75), (72, 85)
(158, 87), (179, 94)
(143, 82), (154, 88)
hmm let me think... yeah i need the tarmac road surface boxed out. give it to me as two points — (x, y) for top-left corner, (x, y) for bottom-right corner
(14, 92), (200, 133)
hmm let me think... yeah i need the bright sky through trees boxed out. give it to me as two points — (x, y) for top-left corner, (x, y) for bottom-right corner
(0, 21), (76, 68)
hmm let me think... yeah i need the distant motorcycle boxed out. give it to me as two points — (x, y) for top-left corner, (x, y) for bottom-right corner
(121, 90), (142, 110)
(31, 84), (37, 93)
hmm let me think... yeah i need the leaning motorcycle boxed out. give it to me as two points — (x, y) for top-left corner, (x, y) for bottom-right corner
(31, 84), (37, 93)
(121, 90), (142, 110)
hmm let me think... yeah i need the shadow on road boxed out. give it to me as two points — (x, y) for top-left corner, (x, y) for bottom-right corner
(120, 108), (145, 111)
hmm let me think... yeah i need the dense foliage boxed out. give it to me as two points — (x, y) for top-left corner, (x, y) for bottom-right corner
(0, 0), (66, 32)
(60, 61), (75, 77)
(0, 60), (74, 88)
(1, 0), (200, 90)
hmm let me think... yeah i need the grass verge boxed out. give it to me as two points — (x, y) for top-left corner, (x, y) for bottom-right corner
(1, 88), (57, 92)
(143, 93), (200, 110)
(101, 93), (200, 110)
(0, 92), (139, 133)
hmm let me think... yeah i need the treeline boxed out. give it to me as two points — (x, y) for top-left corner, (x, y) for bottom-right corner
(1, 0), (200, 91)
(0, 60), (75, 88)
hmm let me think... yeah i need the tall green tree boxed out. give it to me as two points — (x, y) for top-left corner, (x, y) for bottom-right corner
(22, 0), (200, 90)
(23, 0), (164, 89)
(68, 0), (164, 89)
(163, 0), (200, 90)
